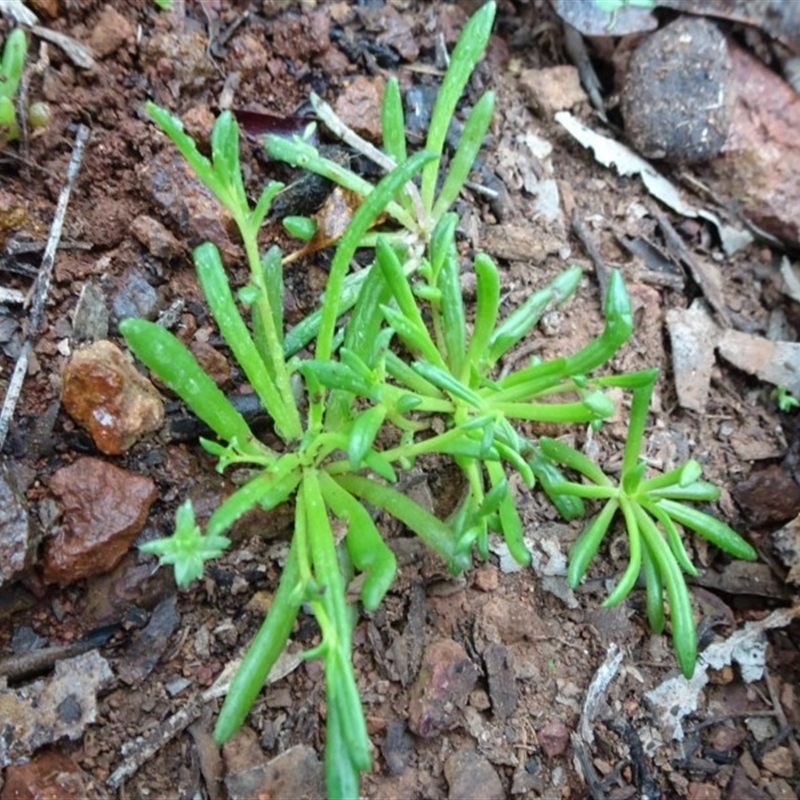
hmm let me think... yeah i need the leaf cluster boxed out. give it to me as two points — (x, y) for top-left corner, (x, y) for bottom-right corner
(539, 371), (757, 677)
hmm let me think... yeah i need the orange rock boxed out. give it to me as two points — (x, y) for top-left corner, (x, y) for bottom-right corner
(43, 457), (157, 585)
(1, 751), (90, 800)
(700, 43), (800, 246)
(61, 340), (164, 455)
(333, 75), (386, 142)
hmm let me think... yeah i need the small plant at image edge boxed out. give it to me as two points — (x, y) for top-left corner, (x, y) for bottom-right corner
(0, 28), (26, 145)
(538, 371), (756, 677)
(592, 0), (657, 31)
(120, 2), (757, 795)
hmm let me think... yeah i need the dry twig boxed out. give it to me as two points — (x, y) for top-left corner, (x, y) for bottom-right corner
(0, 123), (89, 451)
(571, 643), (624, 799)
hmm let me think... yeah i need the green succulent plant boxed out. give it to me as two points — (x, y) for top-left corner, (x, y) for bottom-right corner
(120, 3), (757, 796)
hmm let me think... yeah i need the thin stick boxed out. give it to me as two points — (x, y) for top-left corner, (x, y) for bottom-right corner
(578, 641), (623, 746)
(309, 91), (428, 227)
(764, 666), (800, 770)
(571, 209), (609, 300)
(570, 643), (624, 799)
(0, 124), (89, 451)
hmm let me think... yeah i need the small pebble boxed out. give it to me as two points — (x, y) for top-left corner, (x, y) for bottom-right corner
(112, 269), (159, 322)
(72, 281), (109, 342)
(762, 746), (795, 779)
(43, 457), (157, 585)
(61, 339), (164, 454)
(473, 563), (499, 592)
(538, 720), (570, 757)
(408, 639), (478, 737)
(444, 748), (504, 800)
(520, 65), (587, 118)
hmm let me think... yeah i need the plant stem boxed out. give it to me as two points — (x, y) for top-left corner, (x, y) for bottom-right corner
(620, 373), (656, 478)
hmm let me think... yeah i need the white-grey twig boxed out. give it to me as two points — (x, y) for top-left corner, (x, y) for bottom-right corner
(579, 642), (623, 746)
(0, 123), (90, 451)
(309, 91), (429, 228)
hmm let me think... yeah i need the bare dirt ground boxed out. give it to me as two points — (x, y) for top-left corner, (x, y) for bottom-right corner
(0, 1), (798, 799)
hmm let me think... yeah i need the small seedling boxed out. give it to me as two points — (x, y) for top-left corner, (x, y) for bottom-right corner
(0, 28), (26, 145)
(774, 386), (799, 412)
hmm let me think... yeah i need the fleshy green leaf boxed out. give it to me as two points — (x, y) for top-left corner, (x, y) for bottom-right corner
(141, 500), (230, 587)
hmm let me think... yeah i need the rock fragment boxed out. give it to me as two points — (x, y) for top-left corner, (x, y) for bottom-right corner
(0, 751), (94, 800)
(538, 719), (570, 757)
(520, 66), (587, 118)
(733, 466), (800, 528)
(700, 42), (800, 246)
(130, 214), (183, 261)
(666, 303), (719, 412)
(762, 746), (794, 779)
(142, 148), (241, 263)
(359, 4), (418, 62)
(61, 340), (164, 455)
(0, 650), (113, 767)
(444, 748), (504, 800)
(87, 4), (133, 58)
(484, 643), (517, 719)
(717, 330), (800, 398)
(725, 767), (769, 799)
(43, 457), (157, 585)
(270, 9), (330, 61)
(71, 281), (109, 342)
(0, 461), (33, 588)
(333, 75), (385, 141)
(112, 269), (159, 322)
(224, 744), (324, 800)
(381, 719), (411, 776)
(408, 639), (478, 737)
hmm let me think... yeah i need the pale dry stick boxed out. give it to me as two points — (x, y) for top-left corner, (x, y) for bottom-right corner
(309, 91), (429, 229)
(0, 0), (38, 25)
(30, 25), (95, 69)
(0, 287), (25, 304)
(571, 643), (624, 799)
(578, 642), (623, 746)
(0, 123), (89, 451)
